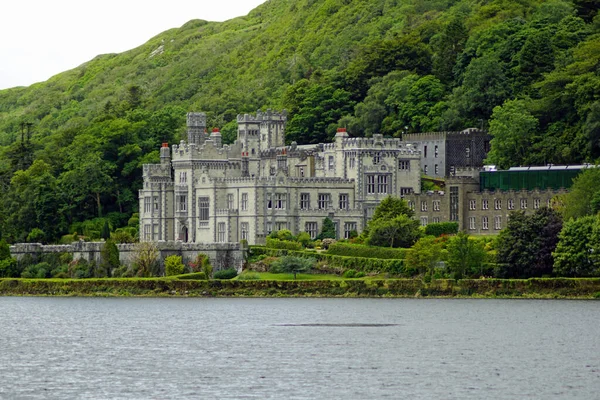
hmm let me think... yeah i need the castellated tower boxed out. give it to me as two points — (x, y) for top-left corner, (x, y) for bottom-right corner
(187, 112), (206, 145)
(237, 110), (287, 156)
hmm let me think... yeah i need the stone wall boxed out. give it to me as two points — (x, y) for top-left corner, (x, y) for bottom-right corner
(9, 241), (246, 272)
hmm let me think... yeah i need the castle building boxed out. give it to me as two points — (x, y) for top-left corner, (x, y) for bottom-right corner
(140, 111), (422, 245)
(140, 110), (582, 245)
(404, 129), (490, 178)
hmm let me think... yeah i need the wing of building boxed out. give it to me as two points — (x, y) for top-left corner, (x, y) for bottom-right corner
(140, 111), (422, 245)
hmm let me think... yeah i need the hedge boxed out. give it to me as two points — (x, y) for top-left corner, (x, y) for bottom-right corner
(250, 246), (408, 275)
(326, 243), (408, 259)
(265, 238), (303, 251)
(0, 277), (598, 298)
(424, 222), (459, 237)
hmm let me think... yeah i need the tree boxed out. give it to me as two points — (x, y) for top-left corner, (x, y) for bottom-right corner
(101, 220), (111, 240)
(446, 231), (487, 279)
(371, 196), (414, 221)
(271, 256), (314, 279)
(559, 167), (600, 220)
(486, 99), (538, 169)
(495, 208), (563, 278)
(432, 18), (468, 86)
(132, 242), (159, 277)
(100, 239), (120, 277)
(367, 215), (422, 248)
(164, 255), (185, 276)
(553, 215), (600, 277)
(317, 217), (336, 240)
(405, 236), (442, 275)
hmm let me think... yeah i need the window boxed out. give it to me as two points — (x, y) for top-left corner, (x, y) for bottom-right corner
(450, 187), (459, 221)
(300, 193), (310, 210)
(179, 171), (187, 184)
(144, 197), (152, 213)
(275, 193), (286, 209)
(400, 187), (413, 196)
(266, 222), (272, 234)
(534, 198), (540, 209)
(269, 166), (276, 176)
(424, 165), (428, 175)
(198, 197), (209, 222)
(434, 145), (438, 158)
(339, 193), (349, 210)
(377, 175), (389, 194)
(176, 195), (187, 212)
(267, 193), (272, 209)
(328, 155), (334, 170)
(344, 222), (357, 239)
(276, 222), (287, 231)
(241, 193), (248, 211)
(469, 217), (476, 230)
(241, 223), (249, 241)
(373, 153), (381, 164)
(434, 164), (439, 175)
(432, 217), (440, 223)
(433, 200), (440, 211)
(218, 222), (226, 242)
(420, 216), (428, 226)
(494, 199), (502, 210)
(508, 199), (515, 210)
(469, 200), (476, 210)
(318, 193), (331, 209)
(366, 175), (376, 194)
(152, 224), (158, 241)
(520, 199), (528, 209)
(349, 154), (356, 169)
(227, 193), (234, 210)
(408, 201), (415, 210)
(299, 167), (305, 177)
(482, 216), (489, 230)
(494, 216), (502, 230)
(305, 222), (318, 239)
(143, 224), (151, 241)
(398, 160), (410, 170)
(466, 147), (471, 158)
(153, 196), (159, 211)
(424, 145), (428, 158)
(482, 199), (489, 210)
(421, 201), (427, 212)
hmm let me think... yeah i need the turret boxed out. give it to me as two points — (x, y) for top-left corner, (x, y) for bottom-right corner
(210, 128), (222, 148)
(187, 112), (206, 145)
(160, 142), (171, 165)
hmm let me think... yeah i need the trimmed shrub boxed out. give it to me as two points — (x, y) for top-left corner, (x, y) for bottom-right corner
(214, 268), (238, 280)
(327, 243), (407, 259)
(165, 255), (185, 276)
(425, 222), (459, 237)
(176, 272), (207, 280)
(266, 238), (302, 251)
(237, 272), (261, 280)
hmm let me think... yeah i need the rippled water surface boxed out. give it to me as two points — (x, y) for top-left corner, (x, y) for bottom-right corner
(0, 297), (598, 399)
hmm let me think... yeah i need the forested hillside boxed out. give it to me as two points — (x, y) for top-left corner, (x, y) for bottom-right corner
(0, 0), (598, 243)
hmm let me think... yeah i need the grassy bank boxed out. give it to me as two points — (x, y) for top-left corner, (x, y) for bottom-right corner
(1, 278), (599, 299)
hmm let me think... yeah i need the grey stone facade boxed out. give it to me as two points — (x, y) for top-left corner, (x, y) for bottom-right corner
(404, 129), (490, 178)
(140, 111), (422, 245)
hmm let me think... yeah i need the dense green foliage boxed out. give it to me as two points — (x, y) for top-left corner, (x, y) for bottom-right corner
(446, 231), (487, 279)
(265, 237), (303, 250)
(213, 268), (238, 280)
(0, 0), (598, 242)
(270, 255), (314, 278)
(1, 277), (599, 298)
(327, 243), (408, 259)
(553, 215), (600, 277)
(164, 255), (185, 276)
(424, 222), (459, 237)
(495, 208), (563, 278)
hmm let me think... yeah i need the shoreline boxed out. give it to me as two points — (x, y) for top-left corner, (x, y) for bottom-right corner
(1, 278), (599, 299)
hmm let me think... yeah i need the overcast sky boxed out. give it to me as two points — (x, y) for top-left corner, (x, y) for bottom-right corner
(0, 0), (266, 90)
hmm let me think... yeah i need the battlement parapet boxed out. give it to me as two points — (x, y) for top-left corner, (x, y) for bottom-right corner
(237, 109), (287, 123)
(143, 164), (171, 178)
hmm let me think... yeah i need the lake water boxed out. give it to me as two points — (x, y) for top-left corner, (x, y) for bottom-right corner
(0, 297), (598, 399)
